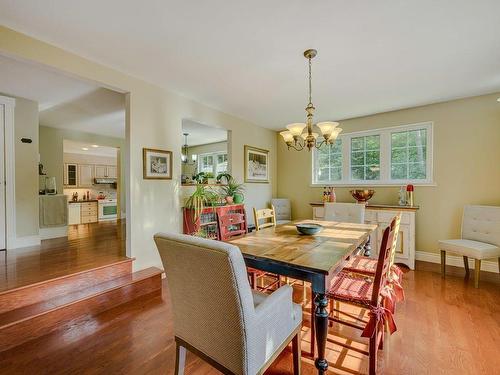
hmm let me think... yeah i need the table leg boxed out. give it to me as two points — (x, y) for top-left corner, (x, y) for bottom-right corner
(314, 293), (329, 374)
(363, 235), (372, 257)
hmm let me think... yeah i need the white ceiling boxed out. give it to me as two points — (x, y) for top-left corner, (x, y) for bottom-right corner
(0, 54), (125, 138)
(182, 120), (227, 147)
(63, 140), (118, 157)
(1, 1), (500, 130)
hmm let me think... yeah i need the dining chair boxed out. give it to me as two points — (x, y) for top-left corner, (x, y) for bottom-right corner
(341, 214), (405, 312)
(154, 232), (302, 375)
(326, 216), (399, 375)
(271, 198), (292, 224)
(439, 205), (500, 288)
(253, 206), (277, 230)
(323, 202), (365, 223)
(254, 205), (307, 303)
(217, 210), (278, 292)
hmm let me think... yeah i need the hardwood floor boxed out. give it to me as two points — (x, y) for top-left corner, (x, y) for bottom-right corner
(0, 220), (126, 292)
(1, 262), (498, 374)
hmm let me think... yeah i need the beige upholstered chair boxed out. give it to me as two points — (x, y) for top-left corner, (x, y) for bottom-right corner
(271, 199), (292, 224)
(439, 205), (500, 288)
(323, 202), (365, 223)
(154, 233), (302, 375)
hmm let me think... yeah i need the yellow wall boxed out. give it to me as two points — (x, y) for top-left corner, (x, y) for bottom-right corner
(0, 26), (276, 270)
(277, 92), (500, 255)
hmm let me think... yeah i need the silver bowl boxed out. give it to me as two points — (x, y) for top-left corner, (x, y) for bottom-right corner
(295, 223), (324, 235)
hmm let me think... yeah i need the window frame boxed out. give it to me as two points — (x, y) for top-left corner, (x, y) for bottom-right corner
(197, 151), (228, 175)
(311, 121), (434, 186)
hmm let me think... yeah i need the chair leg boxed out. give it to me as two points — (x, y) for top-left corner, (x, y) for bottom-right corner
(474, 259), (481, 288)
(328, 299), (334, 327)
(175, 342), (186, 375)
(250, 273), (257, 290)
(292, 333), (301, 375)
(440, 250), (446, 278)
(302, 281), (307, 304)
(463, 256), (470, 278)
(335, 300), (340, 318)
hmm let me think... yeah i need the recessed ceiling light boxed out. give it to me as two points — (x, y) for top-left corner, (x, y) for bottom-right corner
(82, 147), (89, 151)
(91, 144), (99, 148)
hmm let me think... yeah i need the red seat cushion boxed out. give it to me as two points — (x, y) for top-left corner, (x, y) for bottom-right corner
(343, 256), (377, 275)
(327, 271), (373, 306)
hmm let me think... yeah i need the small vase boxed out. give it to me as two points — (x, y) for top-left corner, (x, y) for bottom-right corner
(225, 196), (234, 204)
(233, 193), (244, 204)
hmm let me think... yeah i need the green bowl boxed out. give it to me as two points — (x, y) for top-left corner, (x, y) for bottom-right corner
(295, 223), (324, 235)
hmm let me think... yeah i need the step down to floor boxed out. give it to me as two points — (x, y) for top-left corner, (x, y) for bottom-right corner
(0, 266), (163, 352)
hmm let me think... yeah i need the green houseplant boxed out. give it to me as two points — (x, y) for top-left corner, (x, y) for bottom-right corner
(216, 172), (232, 184)
(220, 178), (245, 204)
(205, 172), (216, 184)
(184, 185), (219, 222)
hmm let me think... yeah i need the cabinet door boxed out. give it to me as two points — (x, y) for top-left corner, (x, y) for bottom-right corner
(65, 164), (78, 187)
(95, 165), (107, 178)
(106, 165), (117, 178)
(68, 204), (81, 225)
(78, 164), (94, 187)
(394, 224), (411, 260)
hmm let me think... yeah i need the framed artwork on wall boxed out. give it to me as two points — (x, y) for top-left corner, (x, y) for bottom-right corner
(244, 145), (269, 183)
(143, 148), (173, 180)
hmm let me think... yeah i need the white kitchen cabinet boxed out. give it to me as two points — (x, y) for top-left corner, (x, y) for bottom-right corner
(78, 164), (94, 187)
(95, 165), (116, 178)
(311, 203), (417, 269)
(68, 203), (81, 225)
(106, 166), (117, 178)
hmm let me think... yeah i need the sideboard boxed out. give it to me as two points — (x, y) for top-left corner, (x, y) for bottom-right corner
(310, 202), (419, 269)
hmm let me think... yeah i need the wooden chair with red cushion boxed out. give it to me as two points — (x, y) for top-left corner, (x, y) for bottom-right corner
(326, 216), (399, 375)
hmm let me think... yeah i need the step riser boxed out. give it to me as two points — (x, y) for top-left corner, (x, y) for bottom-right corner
(0, 260), (133, 314)
(0, 273), (161, 352)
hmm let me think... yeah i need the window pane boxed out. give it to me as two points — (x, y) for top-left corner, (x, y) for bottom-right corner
(391, 163), (407, 179)
(351, 137), (364, 151)
(351, 166), (364, 180)
(351, 151), (364, 166)
(366, 150), (380, 165)
(365, 135), (380, 150)
(313, 139), (343, 183)
(391, 132), (407, 148)
(317, 168), (330, 181)
(331, 167), (342, 181)
(365, 166), (380, 180)
(408, 146), (426, 163)
(391, 148), (407, 163)
(408, 129), (427, 147)
(409, 162), (426, 179)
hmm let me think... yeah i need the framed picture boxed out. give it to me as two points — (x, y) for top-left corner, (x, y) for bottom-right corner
(244, 145), (269, 183)
(143, 148), (172, 180)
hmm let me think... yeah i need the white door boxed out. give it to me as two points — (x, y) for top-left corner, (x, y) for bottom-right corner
(78, 164), (94, 187)
(0, 104), (6, 249)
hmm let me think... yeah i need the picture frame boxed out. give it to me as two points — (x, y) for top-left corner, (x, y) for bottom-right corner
(143, 148), (173, 180)
(244, 145), (269, 183)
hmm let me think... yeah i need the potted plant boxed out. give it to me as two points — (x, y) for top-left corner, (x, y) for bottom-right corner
(216, 172), (232, 184)
(220, 178), (245, 204)
(184, 185), (218, 222)
(205, 172), (216, 184)
(193, 172), (206, 184)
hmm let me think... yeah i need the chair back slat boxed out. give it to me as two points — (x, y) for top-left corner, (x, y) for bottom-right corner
(388, 214), (402, 271)
(371, 216), (398, 306)
(253, 206), (276, 231)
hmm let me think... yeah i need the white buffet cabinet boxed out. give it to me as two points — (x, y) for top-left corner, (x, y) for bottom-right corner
(311, 203), (418, 269)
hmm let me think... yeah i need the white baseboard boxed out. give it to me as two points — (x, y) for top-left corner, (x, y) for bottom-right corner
(40, 226), (68, 240)
(416, 251), (499, 273)
(9, 235), (41, 249)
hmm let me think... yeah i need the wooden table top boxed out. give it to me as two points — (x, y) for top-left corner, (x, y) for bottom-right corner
(228, 220), (377, 275)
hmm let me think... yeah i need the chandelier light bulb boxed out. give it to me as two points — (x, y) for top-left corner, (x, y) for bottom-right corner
(286, 123), (307, 137)
(280, 130), (294, 143)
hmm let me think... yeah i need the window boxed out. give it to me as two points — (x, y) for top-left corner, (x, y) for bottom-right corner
(198, 152), (228, 175)
(351, 135), (380, 181)
(312, 122), (433, 185)
(314, 139), (342, 183)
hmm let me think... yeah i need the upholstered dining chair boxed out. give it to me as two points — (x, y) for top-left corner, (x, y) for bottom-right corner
(271, 198), (292, 224)
(323, 202), (365, 223)
(154, 233), (302, 375)
(438, 205), (500, 288)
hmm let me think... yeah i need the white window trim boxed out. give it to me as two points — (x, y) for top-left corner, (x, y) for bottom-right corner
(311, 121), (434, 186)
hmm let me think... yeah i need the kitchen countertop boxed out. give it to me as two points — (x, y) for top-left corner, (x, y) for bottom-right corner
(309, 202), (419, 211)
(68, 200), (99, 204)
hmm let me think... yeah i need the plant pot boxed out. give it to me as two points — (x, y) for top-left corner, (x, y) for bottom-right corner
(233, 193), (244, 204)
(225, 196), (234, 204)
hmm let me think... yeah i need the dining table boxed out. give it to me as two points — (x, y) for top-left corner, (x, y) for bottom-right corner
(227, 219), (378, 375)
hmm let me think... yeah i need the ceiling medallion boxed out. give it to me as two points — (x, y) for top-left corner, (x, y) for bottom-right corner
(280, 49), (342, 151)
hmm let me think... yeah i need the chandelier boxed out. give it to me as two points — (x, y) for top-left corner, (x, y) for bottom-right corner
(280, 49), (342, 151)
(181, 133), (197, 164)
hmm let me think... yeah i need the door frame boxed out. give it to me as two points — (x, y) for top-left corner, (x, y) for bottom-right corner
(0, 95), (16, 250)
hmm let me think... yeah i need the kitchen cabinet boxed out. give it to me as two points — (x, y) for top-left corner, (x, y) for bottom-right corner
(78, 164), (94, 187)
(80, 201), (98, 224)
(63, 164), (78, 187)
(311, 203), (417, 269)
(95, 165), (116, 178)
(68, 203), (81, 225)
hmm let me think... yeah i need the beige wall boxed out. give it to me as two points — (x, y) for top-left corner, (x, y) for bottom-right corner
(39, 126), (126, 213)
(0, 27), (277, 270)
(11, 96), (39, 237)
(181, 141), (227, 177)
(277, 92), (500, 258)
